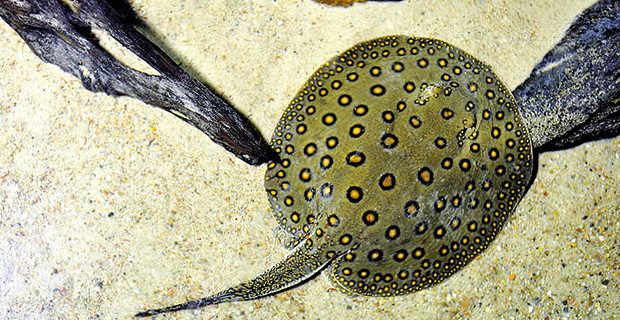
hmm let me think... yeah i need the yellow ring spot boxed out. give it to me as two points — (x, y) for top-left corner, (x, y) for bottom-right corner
(388, 229), (397, 238)
(305, 144), (316, 155)
(349, 189), (360, 199)
(435, 138), (446, 148)
(322, 186), (332, 196)
(363, 211), (377, 225)
(326, 138), (337, 148)
(381, 175), (394, 188)
(417, 224), (427, 234)
(321, 157), (332, 168)
(404, 82), (415, 92)
(354, 106), (367, 115)
(492, 127), (501, 138)
(300, 170), (311, 181)
(418, 168), (433, 184)
(435, 199), (446, 210)
(410, 116), (421, 128)
(350, 155), (362, 163)
(323, 114), (335, 125)
(372, 85), (385, 96)
(329, 215), (340, 226)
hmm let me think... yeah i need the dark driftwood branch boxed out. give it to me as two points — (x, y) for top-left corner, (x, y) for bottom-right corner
(0, 0), (275, 165)
(514, 0), (619, 152)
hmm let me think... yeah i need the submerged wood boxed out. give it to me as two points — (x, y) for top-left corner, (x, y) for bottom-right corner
(0, 0), (275, 165)
(514, 0), (619, 152)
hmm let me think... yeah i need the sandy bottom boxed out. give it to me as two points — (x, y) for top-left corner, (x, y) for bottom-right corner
(0, 0), (617, 319)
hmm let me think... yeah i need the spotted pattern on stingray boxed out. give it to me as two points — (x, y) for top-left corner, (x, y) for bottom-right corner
(265, 36), (533, 297)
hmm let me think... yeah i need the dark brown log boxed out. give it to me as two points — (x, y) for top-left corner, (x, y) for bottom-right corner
(514, 0), (619, 152)
(0, 0), (275, 165)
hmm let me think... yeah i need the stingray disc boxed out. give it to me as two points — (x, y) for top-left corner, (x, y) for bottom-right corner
(265, 35), (533, 296)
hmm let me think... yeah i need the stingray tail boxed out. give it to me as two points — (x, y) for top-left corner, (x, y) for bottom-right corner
(135, 236), (335, 317)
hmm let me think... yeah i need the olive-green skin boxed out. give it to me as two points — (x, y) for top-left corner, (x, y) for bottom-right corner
(264, 35), (533, 297)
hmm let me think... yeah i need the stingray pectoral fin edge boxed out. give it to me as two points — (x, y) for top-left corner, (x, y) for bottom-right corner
(135, 236), (337, 317)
